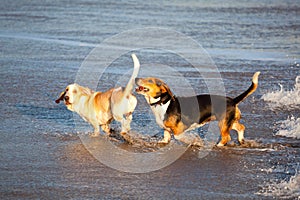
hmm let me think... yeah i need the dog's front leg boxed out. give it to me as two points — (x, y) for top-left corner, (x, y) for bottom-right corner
(101, 124), (111, 135)
(90, 122), (100, 137)
(86, 118), (100, 137)
(90, 128), (100, 137)
(120, 113), (133, 135)
(158, 130), (171, 144)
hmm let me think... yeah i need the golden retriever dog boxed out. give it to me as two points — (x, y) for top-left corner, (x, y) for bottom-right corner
(55, 54), (140, 137)
(135, 72), (260, 146)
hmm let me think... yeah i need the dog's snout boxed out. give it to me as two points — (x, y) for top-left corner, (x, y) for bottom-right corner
(64, 96), (69, 101)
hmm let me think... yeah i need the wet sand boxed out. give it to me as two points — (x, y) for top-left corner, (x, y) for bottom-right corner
(1, 0), (299, 199)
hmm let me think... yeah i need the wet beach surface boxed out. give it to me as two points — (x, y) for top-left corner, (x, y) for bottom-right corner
(1, 1), (300, 199)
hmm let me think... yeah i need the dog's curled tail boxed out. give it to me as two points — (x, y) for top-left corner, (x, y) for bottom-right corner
(123, 54), (140, 98)
(233, 71), (260, 105)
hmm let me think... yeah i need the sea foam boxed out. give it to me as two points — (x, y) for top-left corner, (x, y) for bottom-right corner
(261, 76), (300, 110)
(257, 172), (300, 199)
(275, 116), (300, 139)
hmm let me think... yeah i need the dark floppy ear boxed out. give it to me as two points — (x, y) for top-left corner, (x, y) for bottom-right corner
(160, 82), (174, 99)
(55, 91), (66, 104)
(156, 80), (162, 86)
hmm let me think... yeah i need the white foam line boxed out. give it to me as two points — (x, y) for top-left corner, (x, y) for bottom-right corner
(207, 48), (290, 62)
(0, 32), (97, 47)
(276, 116), (300, 139)
(262, 76), (300, 109)
(257, 172), (300, 198)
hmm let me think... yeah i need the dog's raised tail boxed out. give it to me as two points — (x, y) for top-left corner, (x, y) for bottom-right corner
(233, 71), (260, 104)
(123, 54), (140, 98)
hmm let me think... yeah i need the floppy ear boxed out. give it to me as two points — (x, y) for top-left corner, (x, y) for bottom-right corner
(81, 87), (93, 95)
(75, 84), (93, 96)
(55, 91), (66, 104)
(159, 82), (174, 99)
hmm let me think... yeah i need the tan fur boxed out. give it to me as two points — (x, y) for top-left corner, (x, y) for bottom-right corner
(56, 54), (140, 136)
(94, 90), (114, 114)
(164, 116), (186, 136)
(135, 78), (174, 105)
(136, 72), (260, 146)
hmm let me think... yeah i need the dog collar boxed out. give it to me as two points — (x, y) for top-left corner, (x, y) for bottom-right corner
(150, 92), (174, 106)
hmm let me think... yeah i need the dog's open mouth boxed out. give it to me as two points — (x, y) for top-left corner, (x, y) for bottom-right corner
(64, 99), (72, 105)
(136, 85), (149, 92)
(64, 101), (71, 106)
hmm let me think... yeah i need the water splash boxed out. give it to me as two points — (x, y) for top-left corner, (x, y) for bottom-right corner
(275, 116), (300, 139)
(261, 76), (300, 110)
(257, 172), (300, 199)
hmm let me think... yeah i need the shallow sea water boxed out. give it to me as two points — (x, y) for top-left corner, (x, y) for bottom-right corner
(1, 0), (300, 199)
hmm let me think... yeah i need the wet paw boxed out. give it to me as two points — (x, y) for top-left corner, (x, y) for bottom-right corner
(238, 139), (245, 145)
(216, 142), (225, 147)
(158, 139), (170, 144)
(157, 139), (170, 147)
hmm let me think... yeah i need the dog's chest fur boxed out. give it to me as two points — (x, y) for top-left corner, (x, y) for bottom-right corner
(150, 100), (170, 129)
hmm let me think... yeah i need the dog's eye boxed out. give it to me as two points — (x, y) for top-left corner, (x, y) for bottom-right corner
(66, 88), (69, 92)
(73, 89), (77, 94)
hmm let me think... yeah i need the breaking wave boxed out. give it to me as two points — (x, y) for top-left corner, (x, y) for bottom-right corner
(257, 172), (300, 199)
(261, 76), (300, 110)
(275, 116), (300, 139)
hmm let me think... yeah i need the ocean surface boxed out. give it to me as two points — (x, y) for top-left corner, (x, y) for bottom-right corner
(1, 0), (300, 199)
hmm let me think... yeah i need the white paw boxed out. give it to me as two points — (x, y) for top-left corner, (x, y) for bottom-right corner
(216, 142), (225, 147)
(158, 139), (170, 144)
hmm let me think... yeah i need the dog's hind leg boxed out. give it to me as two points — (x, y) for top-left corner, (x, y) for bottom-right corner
(158, 130), (171, 144)
(90, 121), (100, 137)
(120, 113), (133, 135)
(101, 124), (111, 135)
(231, 107), (245, 145)
(232, 121), (245, 145)
(217, 119), (232, 147)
